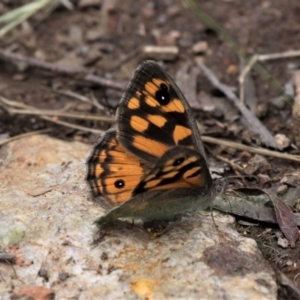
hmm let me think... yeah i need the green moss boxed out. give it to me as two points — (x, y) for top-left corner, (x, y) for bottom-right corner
(0, 224), (27, 247)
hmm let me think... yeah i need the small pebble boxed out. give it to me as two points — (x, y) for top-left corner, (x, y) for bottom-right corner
(276, 184), (288, 195)
(86, 29), (102, 42)
(12, 74), (27, 81)
(257, 174), (271, 183)
(59, 272), (69, 281)
(280, 176), (288, 184)
(256, 103), (268, 118)
(166, 5), (181, 18)
(38, 268), (49, 281)
(192, 41), (208, 54)
(226, 64), (238, 75)
(277, 237), (289, 248)
(275, 133), (291, 149)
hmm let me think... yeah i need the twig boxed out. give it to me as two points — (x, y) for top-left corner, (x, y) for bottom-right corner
(2, 96), (299, 160)
(0, 49), (124, 91)
(215, 154), (244, 172)
(110, 47), (142, 71)
(0, 129), (51, 147)
(5, 107), (115, 123)
(54, 90), (105, 110)
(196, 58), (280, 150)
(239, 50), (300, 105)
(41, 116), (103, 133)
(279, 272), (300, 298)
(0, 96), (115, 123)
(239, 59), (257, 111)
(240, 50), (300, 87)
(292, 71), (300, 148)
(256, 50), (300, 61)
(202, 135), (300, 163)
(0, 96), (104, 134)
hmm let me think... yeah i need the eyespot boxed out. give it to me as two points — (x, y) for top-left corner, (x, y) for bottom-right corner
(114, 179), (125, 189)
(173, 157), (185, 166)
(155, 83), (170, 105)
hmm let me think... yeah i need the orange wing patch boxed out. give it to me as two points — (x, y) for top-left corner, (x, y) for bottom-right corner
(164, 98), (185, 113)
(130, 115), (149, 132)
(145, 81), (161, 102)
(147, 115), (167, 127)
(127, 97), (140, 109)
(145, 97), (159, 108)
(132, 135), (169, 158)
(173, 125), (192, 144)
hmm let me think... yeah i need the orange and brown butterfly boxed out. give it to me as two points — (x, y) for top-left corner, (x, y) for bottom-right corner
(87, 61), (214, 226)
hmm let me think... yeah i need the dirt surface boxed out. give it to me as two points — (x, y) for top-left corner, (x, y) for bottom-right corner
(1, 1), (300, 298)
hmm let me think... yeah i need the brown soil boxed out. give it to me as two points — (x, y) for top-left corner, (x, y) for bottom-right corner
(1, 1), (300, 298)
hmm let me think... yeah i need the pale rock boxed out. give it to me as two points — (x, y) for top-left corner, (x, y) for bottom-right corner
(0, 135), (277, 299)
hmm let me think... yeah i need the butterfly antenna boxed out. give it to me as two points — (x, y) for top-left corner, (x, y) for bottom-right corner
(209, 204), (218, 229)
(209, 177), (229, 229)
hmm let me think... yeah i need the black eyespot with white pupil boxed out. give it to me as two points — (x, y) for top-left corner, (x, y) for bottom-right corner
(155, 83), (170, 105)
(114, 179), (125, 189)
(173, 157), (185, 166)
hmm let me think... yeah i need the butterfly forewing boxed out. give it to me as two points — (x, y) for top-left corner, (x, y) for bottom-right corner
(117, 61), (207, 164)
(87, 128), (149, 209)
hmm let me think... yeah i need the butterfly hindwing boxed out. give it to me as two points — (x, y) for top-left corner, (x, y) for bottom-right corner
(94, 146), (214, 226)
(116, 61), (207, 164)
(86, 128), (150, 209)
(132, 146), (212, 196)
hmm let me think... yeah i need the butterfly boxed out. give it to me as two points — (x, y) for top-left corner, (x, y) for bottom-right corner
(87, 61), (214, 227)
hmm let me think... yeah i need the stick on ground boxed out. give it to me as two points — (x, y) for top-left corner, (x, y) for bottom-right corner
(196, 58), (280, 150)
(0, 49), (124, 91)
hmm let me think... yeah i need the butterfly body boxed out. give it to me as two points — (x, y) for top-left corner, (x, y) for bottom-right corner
(95, 188), (214, 226)
(87, 61), (214, 226)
